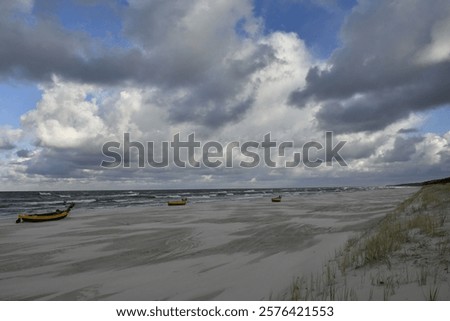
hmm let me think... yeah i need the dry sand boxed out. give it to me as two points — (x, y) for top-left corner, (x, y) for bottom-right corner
(0, 187), (422, 300)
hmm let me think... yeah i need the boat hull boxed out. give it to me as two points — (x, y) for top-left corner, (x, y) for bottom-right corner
(167, 201), (187, 206)
(19, 211), (70, 222)
(16, 203), (74, 223)
(167, 198), (188, 206)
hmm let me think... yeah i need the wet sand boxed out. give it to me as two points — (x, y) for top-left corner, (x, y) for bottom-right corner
(0, 188), (417, 300)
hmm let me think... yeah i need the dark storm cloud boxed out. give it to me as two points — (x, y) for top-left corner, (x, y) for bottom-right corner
(22, 144), (262, 185)
(289, 0), (450, 133)
(166, 44), (276, 127)
(23, 146), (148, 180)
(382, 136), (424, 163)
(24, 148), (104, 178)
(0, 9), (143, 85)
(0, 1), (274, 128)
(16, 149), (34, 158)
(0, 142), (15, 150)
(397, 128), (419, 134)
(118, 0), (278, 127)
(169, 96), (256, 128)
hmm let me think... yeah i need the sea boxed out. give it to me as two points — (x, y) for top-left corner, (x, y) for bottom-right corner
(0, 186), (391, 218)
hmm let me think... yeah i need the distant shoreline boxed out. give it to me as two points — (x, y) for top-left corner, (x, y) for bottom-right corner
(390, 176), (450, 187)
(0, 186), (398, 218)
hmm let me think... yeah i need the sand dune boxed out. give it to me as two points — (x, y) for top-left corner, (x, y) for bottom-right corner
(0, 188), (418, 300)
(290, 184), (450, 300)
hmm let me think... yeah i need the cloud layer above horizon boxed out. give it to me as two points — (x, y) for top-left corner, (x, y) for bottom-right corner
(0, 0), (449, 190)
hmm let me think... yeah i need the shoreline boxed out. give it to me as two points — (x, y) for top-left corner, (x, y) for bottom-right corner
(0, 186), (416, 218)
(0, 188), (419, 300)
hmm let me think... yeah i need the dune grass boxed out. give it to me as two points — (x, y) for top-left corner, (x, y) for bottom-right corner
(288, 184), (450, 301)
(339, 185), (449, 272)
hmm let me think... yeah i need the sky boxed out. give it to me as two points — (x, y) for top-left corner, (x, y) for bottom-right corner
(0, 0), (449, 191)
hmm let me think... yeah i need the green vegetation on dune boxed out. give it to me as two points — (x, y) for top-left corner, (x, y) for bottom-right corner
(288, 184), (450, 301)
(342, 184), (449, 268)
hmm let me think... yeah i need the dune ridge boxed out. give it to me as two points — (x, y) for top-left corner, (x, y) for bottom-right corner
(288, 184), (450, 300)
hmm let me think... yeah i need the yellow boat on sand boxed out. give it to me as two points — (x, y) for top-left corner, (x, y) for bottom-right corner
(16, 203), (75, 223)
(167, 198), (188, 206)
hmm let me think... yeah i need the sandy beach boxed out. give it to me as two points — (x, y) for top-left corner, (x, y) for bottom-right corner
(0, 187), (438, 300)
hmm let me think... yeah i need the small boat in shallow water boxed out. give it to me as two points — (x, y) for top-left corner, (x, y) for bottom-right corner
(271, 195), (282, 202)
(167, 198), (188, 206)
(16, 203), (75, 223)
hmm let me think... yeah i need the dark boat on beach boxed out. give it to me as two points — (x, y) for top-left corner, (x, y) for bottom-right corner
(271, 195), (282, 202)
(16, 203), (75, 223)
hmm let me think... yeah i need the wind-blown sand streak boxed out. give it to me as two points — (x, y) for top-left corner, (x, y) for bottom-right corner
(0, 188), (417, 300)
